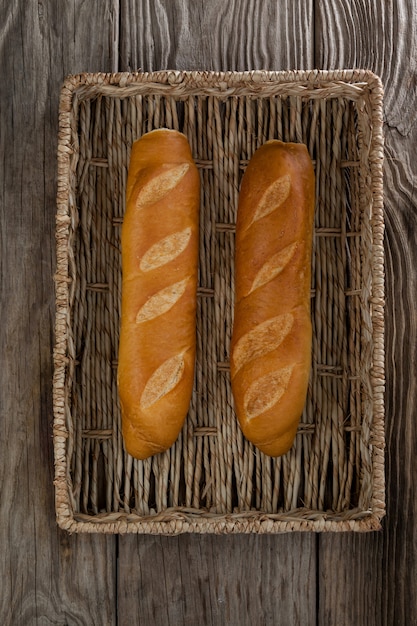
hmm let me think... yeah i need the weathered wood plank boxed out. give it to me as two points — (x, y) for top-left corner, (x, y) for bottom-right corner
(317, 532), (384, 625)
(315, 0), (417, 136)
(116, 2), (317, 625)
(120, 0), (314, 71)
(380, 126), (417, 626)
(0, 1), (117, 623)
(315, 1), (417, 624)
(118, 534), (317, 626)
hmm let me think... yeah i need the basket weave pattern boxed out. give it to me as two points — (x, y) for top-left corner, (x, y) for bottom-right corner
(54, 70), (385, 533)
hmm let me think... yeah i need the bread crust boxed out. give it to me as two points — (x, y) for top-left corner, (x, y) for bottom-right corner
(118, 129), (200, 460)
(231, 140), (315, 457)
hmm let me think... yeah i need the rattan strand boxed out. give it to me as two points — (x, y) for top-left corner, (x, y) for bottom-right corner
(53, 69), (385, 534)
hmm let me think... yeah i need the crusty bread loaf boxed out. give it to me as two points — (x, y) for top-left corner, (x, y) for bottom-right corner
(230, 140), (315, 457)
(118, 129), (200, 460)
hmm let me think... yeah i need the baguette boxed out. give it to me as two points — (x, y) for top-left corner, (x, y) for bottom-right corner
(230, 140), (315, 457)
(118, 129), (200, 460)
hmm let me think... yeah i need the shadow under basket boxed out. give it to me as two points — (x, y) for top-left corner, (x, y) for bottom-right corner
(53, 69), (385, 534)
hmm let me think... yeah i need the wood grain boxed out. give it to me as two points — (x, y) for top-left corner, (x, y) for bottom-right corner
(0, 1), (117, 623)
(318, 533), (384, 625)
(120, 0), (314, 71)
(118, 534), (317, 626)
(316, 0), (417, 135)
(380, 126), (417, 626)
(316, 1), (417, 624)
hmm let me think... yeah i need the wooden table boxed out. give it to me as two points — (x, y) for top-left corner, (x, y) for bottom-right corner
(1, 1), (415, 624)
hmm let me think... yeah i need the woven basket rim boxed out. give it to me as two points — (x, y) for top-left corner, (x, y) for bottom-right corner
(57, 68), (384, 109)
(57, 509), (384, 535)
(60, 67), (384, 88)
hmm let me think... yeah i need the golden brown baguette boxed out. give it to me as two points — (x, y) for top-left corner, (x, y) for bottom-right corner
(118, 129), (200, 460)
(230, 140), (315, 457)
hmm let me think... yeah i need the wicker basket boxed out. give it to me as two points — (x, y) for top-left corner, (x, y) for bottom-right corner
(53, 69), (385, 534)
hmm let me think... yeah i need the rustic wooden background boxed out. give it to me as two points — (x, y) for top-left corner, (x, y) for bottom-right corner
(1, 1), (416, 624)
